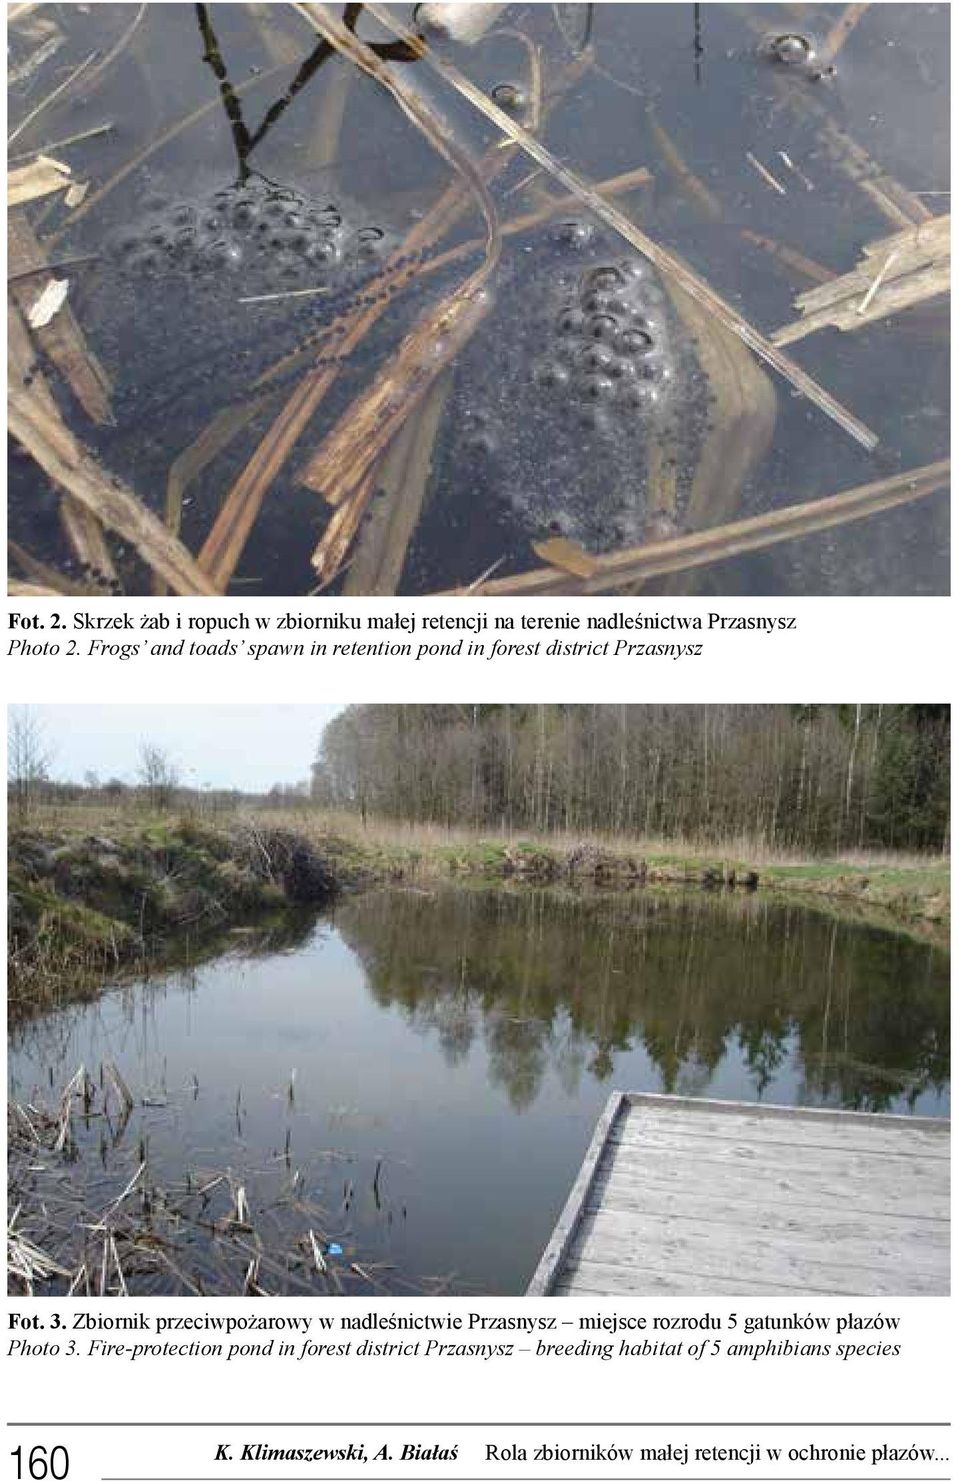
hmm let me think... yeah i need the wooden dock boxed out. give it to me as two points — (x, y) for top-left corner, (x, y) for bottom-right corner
(528, 1093), (950, 1297)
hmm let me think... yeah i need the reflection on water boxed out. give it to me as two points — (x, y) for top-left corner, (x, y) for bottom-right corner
(7, 4), (949, 594)
(9, 886), (949, 1294)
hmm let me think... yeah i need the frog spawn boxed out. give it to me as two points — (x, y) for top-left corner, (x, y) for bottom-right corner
(105, 176), (390, 295)
(436, 225), (701, 560)
(533, 259), (676, 435)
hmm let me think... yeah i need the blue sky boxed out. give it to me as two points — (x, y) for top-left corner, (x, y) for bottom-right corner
(12, 705), (344, 792)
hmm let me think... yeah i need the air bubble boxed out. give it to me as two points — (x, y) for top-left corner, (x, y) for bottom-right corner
(766, 32), (815, 65)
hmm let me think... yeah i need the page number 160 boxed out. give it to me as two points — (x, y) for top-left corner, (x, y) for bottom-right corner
(11, 1448), (69, 1481)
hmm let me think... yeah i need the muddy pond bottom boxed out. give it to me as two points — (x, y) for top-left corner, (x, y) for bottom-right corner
(9, 886), (949, 1295)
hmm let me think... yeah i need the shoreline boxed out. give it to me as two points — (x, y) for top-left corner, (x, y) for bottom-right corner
(8, 813), (949, 1016)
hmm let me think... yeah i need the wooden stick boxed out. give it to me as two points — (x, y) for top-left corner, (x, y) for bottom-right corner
(443, 461), (949, 596)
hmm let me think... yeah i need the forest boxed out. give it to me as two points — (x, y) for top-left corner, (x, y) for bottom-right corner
(312, 705), (949, 855)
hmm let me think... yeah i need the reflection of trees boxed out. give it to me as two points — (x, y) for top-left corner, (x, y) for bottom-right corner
(336, 887), (950, 1114)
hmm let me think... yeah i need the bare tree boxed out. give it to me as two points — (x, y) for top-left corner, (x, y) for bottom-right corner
(138, 741), (179, 811)
(8, 708), (53, 822)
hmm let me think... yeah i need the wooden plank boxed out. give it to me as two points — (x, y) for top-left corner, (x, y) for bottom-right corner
(587, 1174), (950, 1233)
(572, 1206), (948, 1283)
(556, 1267), (816, 1298)
(531, 1092), (950, 1298)
(604, 1136), (949, 1193)
(555, 1258), (924, 1299)
(621, 1090), (949, 1133)
(525, 1091), (625, 1295)
(610, 1118), (949, 1163)
(591, 1156), (951, 1222)
(564, 1242), (946, 1298)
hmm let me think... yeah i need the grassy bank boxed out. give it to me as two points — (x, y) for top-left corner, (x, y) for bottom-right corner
(7, 815), (363, 1017)
(8, 807), (949, 1016)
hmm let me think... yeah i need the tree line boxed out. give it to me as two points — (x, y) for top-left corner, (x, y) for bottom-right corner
(312, 705), (949, 854)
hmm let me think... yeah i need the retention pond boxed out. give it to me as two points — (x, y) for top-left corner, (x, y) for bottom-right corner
(8, 884), (950, 1295)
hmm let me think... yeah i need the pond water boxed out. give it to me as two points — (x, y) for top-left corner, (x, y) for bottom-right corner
(9, 885), (950, 1295)
(8, 3), (949, 595)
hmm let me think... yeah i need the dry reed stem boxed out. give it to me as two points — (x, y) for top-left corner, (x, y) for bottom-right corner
(8, 390), (219, 595)
(8, 275), (117, 584)
(819, 3), (872, 66)
(8, 541), (100, 596)
(153, 394), (278, 594)
(8, 212), (114, 425)
(8, 580), (68, 596)
(9, 122), (115, 164)
(446, 460), (949, 596)
(294, 3), (500, 510)
(7, 158), (72, 206)
(310, 469), (379, 589)
(366, 4), (878, 452)
(738, 228), (834, 285)
(342, 369), (452, 594)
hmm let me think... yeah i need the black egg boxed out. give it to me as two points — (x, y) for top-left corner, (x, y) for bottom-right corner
(556, 307), (585, 336)
(579, 344), (616, 373)
(586, 314), (619, 342)
(584, 265), (626, 292)
(577, 373), (616, 403)
(580, 289), (618, 316)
